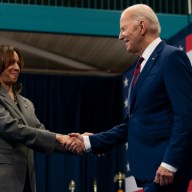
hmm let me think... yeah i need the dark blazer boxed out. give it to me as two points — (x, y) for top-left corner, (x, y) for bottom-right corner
(0, 85), (57, 192)
(89, 41), (192, 180)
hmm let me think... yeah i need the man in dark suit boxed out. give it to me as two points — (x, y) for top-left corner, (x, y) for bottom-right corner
(69, 4), (192, 192)
(0, 45), (83, 192)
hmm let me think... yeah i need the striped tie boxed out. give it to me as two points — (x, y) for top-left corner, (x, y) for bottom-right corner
(132, 57), (144, 88)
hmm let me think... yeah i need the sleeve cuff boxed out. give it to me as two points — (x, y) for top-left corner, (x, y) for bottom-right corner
(161, 162), (178, 173)
(83, 136), (92, 152)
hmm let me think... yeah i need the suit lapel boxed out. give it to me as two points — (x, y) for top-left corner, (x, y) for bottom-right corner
(0, 85), (28, 125)
(14, 93), (29, 124)
(129, 41), (166, 112)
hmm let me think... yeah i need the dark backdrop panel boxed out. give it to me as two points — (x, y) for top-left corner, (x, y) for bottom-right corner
(19, 73), (126, 192)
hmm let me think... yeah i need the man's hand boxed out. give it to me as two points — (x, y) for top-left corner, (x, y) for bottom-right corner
(69, 132), (93, 142)
(69, 132), (106, 156)
(154, 166), (174, 186)
(56, 134), (85, 155)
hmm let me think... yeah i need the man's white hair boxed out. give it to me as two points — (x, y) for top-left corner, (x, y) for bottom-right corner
(124, 4), (161, 34)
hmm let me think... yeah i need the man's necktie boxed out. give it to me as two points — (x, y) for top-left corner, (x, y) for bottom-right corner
(132, 57), (144, 88)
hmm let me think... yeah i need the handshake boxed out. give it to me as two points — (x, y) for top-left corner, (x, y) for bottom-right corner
(55, 132), (92, 155)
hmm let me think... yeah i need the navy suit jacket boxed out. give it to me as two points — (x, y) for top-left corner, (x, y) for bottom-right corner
(89, 41), (192, 180)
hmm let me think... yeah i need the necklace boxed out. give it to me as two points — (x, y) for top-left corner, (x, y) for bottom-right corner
(8, 91), (17, 103)
(13, 93), (17, 103)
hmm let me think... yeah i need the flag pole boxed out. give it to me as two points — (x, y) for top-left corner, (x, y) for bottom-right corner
(188, 0), (191, 14)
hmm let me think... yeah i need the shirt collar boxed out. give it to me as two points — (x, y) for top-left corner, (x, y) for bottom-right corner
(142, 37), (162, 61)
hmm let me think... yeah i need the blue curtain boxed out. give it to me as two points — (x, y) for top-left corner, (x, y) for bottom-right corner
(19, 73), (125, 192)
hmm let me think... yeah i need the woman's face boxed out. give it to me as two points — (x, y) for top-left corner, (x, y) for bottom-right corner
(0, 51), (20, 86)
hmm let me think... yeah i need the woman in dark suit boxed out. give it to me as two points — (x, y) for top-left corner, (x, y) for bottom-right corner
(0, 44), (82, 192)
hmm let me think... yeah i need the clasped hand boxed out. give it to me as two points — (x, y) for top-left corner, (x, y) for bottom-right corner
(56, 133), (92, 155)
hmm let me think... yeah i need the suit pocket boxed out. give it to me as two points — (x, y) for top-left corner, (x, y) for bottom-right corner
(0, 139), (13, 164)
(0, 152), (12, 164)
(0, 139), (12, 149)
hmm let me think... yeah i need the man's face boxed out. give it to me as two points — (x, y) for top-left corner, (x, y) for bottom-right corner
(119, 12), (142, 55)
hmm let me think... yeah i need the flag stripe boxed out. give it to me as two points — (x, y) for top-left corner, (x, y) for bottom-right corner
(186, 34), (192, 52)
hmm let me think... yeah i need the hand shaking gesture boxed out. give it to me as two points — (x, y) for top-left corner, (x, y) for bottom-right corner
(55, 134), (85, 155)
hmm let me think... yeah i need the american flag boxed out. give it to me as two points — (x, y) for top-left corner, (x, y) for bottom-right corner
(175, 33), (192, 192)
(122, 65), (143, 192)
(175, 33), (192, 64)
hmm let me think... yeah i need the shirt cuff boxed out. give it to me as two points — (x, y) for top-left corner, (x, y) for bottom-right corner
(161, 162), (178, 173)
(83, 136), (92, 152)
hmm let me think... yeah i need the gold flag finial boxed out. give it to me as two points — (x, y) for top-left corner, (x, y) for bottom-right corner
(69, 180), (75, 192)
(93, 178), (97, 192)
(114, 172), (125, 192)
